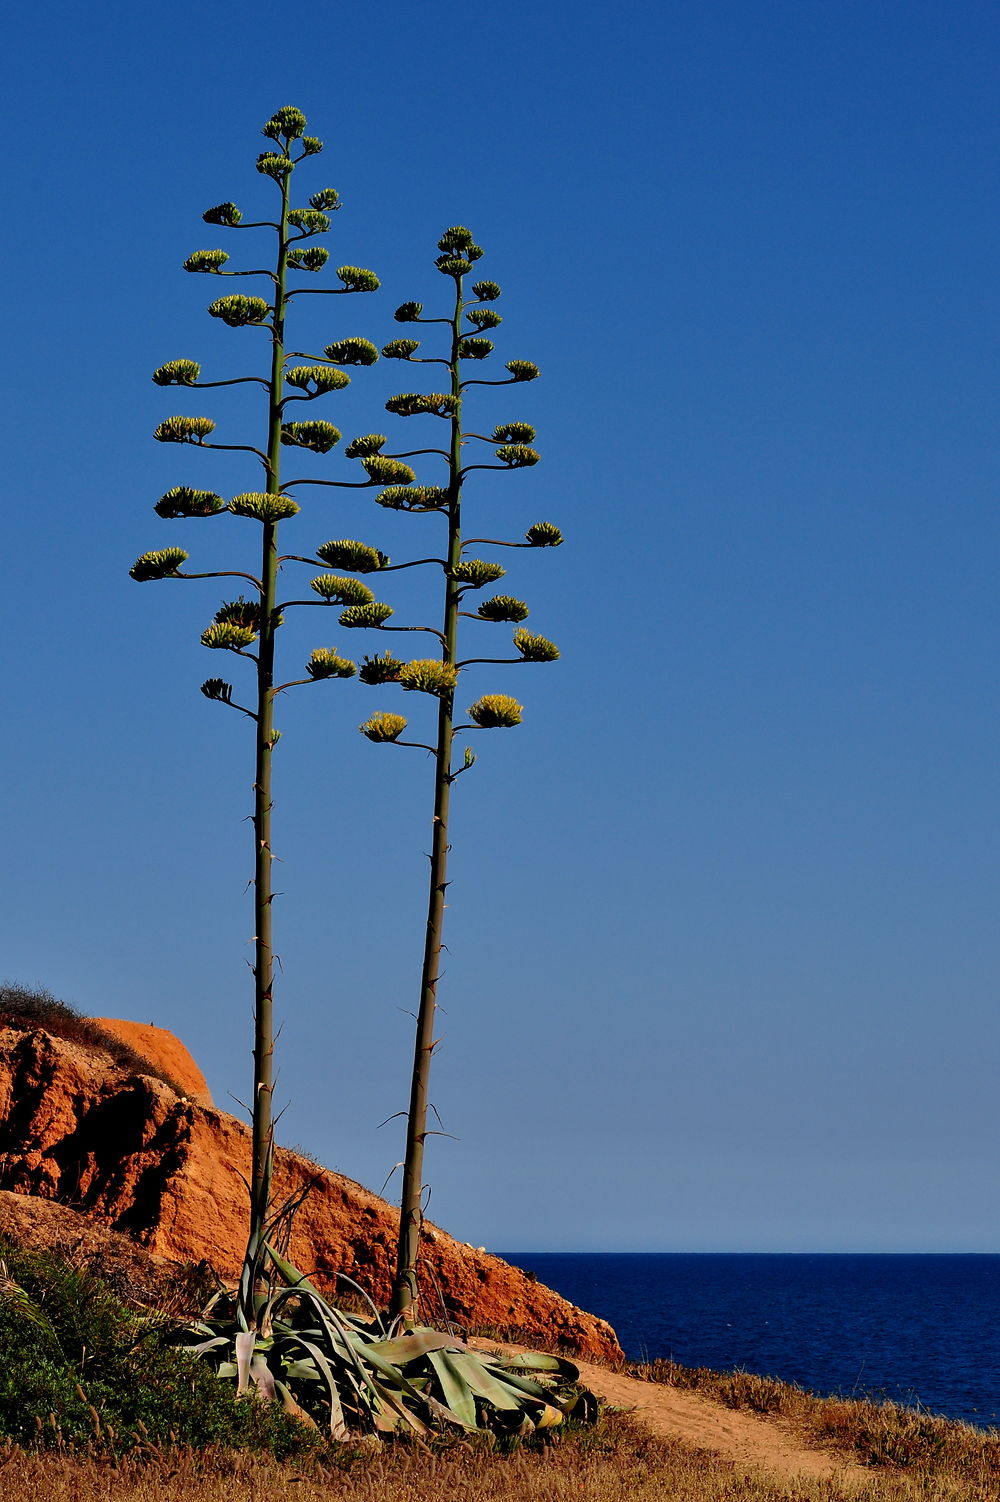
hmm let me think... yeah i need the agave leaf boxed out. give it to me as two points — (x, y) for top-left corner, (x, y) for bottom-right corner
(277, 1332), (349, 1438)
(491, 1350), (581, 1382)
(334, 1363), (371, 1422)
(569, 1388), (601, 1423)
(269, 1316), (299, 1338)
(188, 1319), (221, 1338)
(479, 1365), (556, 1402)
(317, 1304), (379, 1381)
(268, 1289), (357, 1359)
(216, 1361), (238, 1380)
(282, 1360), (324, 1382)
(285, 1324), (329, 1346)
(235, 1331), (256, 1395)
(189, 1334), (233, 1357)
(264, 1240), (324, 1297)
(481, 1365), (587, 1419)
(423, 1389), (475, 1430)
(534, 1403), (565, 1429)
(352, 1339), (435, 1403)
(444, 1353), (525, 1412)
(261, 1286), (312, 1328)
(363, 1372), (431, 1438)
(335, 1272), (388, 1334)
(367, 1329), (456, 1364)
(273, 1378), (321, 1433)
(338, 1310), (383, 1336)
(427, 1349), (478, 1429)
(236, 1272), (256, 1334)
(250, 1354), (277, 1402)
(331, 1322), (438, 1432)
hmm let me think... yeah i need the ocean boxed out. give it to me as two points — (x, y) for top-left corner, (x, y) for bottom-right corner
(500, 1253), (1000, 1429)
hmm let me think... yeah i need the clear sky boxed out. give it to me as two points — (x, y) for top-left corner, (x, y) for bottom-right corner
(5, 1), (998, 1251)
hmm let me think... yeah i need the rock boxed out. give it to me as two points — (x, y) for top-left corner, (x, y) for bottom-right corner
(0, 1023), (621, 1363)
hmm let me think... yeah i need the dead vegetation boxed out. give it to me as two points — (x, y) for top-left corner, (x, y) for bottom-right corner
(4, 1409), (1000, 1502)
(0, 985), (182, 1093)
(631, 1359), (1000, 1490)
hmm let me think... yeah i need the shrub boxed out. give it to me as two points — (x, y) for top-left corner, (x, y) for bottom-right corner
(0, 1242), (315, 1457)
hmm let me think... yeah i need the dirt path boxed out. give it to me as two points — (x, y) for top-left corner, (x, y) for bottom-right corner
(470, 1340), (868, 1484)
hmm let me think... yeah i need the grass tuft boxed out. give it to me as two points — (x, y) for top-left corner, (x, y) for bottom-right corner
(0, 983), (183, 1093)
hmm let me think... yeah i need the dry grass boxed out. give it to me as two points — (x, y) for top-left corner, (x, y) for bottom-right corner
(3, 1227), (997, 1498)
(4, 1409), (1000, 1502)
(632, 1359), (1000, 1490)
(0, 983), (183, 1093)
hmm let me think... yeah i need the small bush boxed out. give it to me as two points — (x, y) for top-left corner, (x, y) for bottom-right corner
(0, 1243), (316, 1457)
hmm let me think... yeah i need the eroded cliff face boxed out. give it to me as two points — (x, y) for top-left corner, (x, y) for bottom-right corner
(0, 1025), (621, 1363)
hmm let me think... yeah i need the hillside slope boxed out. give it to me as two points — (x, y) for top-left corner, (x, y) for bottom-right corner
(0, 1020), (620, 1362)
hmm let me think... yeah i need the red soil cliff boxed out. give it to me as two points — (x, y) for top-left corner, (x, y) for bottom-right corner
(0, 1023), (621, 1362)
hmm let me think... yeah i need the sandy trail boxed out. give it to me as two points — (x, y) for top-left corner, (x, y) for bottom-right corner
(470, 1340), (868, 1484)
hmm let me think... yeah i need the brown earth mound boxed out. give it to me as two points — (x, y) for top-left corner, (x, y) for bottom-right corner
(92, 1018), (213, 1105)
(0, 1022), (620, 1362)
(0, 1190), (194, 1306)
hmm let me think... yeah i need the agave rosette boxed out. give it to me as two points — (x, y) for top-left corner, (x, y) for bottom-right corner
(178, 1243), (595, 1440)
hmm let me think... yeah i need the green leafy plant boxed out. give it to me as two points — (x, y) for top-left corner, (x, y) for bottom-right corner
(129, 105), (393, 1336)
(0, 1243), (311, 1455)
(177, 1243), (592, 1441)
(350, 226), (562, 1323)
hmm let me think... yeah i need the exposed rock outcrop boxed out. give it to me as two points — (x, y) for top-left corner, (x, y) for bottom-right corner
(0, 1024), (621, 1362)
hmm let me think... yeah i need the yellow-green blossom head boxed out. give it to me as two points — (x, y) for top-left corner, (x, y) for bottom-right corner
(468, 694), (523, 728)
(360, 712), (408, 742)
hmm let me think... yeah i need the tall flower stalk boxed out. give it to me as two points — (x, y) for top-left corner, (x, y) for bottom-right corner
(130, 107), (386, 1319)
(352, 228), (562, 1322)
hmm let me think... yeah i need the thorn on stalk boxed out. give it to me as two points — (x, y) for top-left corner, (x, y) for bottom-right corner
(380, 1162), (404, 1195)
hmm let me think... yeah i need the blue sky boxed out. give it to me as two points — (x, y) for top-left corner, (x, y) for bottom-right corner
(5, 1), (998, 1251)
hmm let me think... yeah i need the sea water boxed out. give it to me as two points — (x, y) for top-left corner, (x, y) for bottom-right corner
(500, 1253), (1000, 1428)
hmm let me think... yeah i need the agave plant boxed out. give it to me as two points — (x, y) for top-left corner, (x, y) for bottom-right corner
(339, 227), (564, 1323)
(129, 105), (391, 1333)
(180, 1237), (595, 1439)
(130, 116), (586, 1441)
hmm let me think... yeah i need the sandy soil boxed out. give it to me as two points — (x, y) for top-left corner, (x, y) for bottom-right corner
(470, 1339), (869, 1484)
